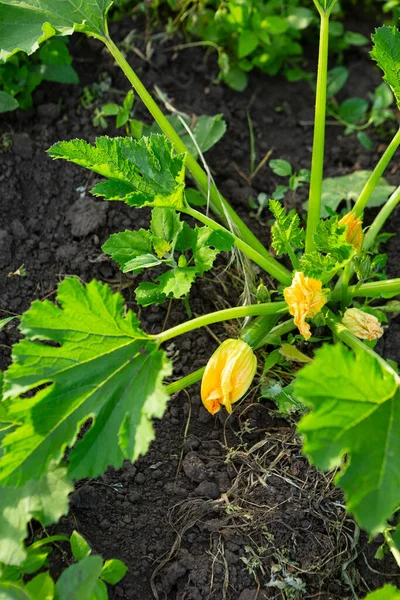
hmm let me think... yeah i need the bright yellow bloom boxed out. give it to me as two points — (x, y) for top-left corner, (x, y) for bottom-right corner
(342, 308), (384, 341)
(339, 212), (363, 252)
(201, 339), (257, 415)
(284, 272), (328, 341)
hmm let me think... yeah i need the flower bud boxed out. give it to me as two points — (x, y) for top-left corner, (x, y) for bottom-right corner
(342, 308), (384, 341)
(339, 212), (363, 252)
(201, 339), (257, 415)
(284, 272), (328, 341)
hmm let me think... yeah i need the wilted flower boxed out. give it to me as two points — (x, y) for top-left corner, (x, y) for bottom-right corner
(339, 212), (363, 252)
(201, 339), (257, 415)
(342, 308), (384, 341)
(284, 272), (328, 341)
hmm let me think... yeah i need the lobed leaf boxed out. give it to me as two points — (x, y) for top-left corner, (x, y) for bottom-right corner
(0, 465), (72, 566)
(313, 216), (353, 262)
(363, 586), (400, 600)
(0, 278), (172, 486)
(269, 199), (304, 256)
(295, 343), (400, 534)
(371, 26), (400, 109)
(0, 0), (112, 61)
(143, 114), (227, 159)
(318, 171), (395, 217)
(48, 135), (186, 209)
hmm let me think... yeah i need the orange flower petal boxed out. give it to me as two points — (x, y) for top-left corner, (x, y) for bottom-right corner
(201, 339), (257, 415)
(284, 272), (328, 341)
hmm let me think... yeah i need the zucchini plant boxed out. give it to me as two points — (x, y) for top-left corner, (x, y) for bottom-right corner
(0, 1), (400, 597)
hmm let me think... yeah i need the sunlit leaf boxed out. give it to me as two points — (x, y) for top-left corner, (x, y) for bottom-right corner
(0, 278), (172, 486)
(371, 26), (400, 109)
(48, 135), (186, 209)
(296, 343), (400, 534)
(0, 0), (112, 61)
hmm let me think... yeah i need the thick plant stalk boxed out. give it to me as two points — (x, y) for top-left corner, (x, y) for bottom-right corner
(354, 127), (400, 217)
(102, 35), (279, 264)
(331, 278), (400, 302)
(155, 302), (288, 344)
(184, 206), (292, 284)
(364, 185), (400, 250)
(305, 10), (330, 253)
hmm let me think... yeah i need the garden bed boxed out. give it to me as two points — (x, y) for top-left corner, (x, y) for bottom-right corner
(0, 15), (399, 599)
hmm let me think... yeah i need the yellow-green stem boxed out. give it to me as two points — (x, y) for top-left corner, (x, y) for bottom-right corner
(103, 34), (275, 263)
(305, 11), (330, 253)
(354, 127), (400, 217)
(184, 206), (292, 285)
(331, 278), (400, 303)
(155, 302), (288, 344)
(384, 530), (400, 569)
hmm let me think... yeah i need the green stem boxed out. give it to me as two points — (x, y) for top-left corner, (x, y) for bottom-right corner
(384, 529), (400, 569)
(341, 262), (352, 311)
(184, 206), (293, 285)
(103, 34), (273, 261)
(305, 11), (330, 253)
(364, 185), (400, 251)
(253, 318), (297, 349)
(353, 127), (400, 217)
(331, 278), (400, 303)
(155, 302), (288, 344)
(166, 367), (205, 394)
(326, 310), (400, 382)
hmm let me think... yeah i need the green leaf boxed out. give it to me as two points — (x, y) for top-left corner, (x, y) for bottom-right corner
(100, 559), (128, 584)
(314, 0), (338, 13)
(0, 278), (172, 486)
(144, 114), (226, 159)
(102, 229), (153, 273)
(287, 7), (314, 30)
(338, 97), (369, 124)
(90, 580), (107, 600)
(327, 66), (349, 97)
(25, 573), (54, 600)
(0, 317), (17, 330)
(0, 0), (112, 61)
(296, 343), (400, 534)
(344, 31), (368, 46)
(357, 131), (374, 150)
(313, 216), (353, 262)
(185, 188), (206, 207)
(0, 91), (18, 113)
(319, 171), (395, 217)
(269, 199), (304, 256)
(363, 586), (400, 600)
(269, 159), (292, 177)
(298, 251), (339, 279)
(279, 344), (312, 363)
(0, 582), (33, 599)
(0, 466), (72, 566)
(222, 67), (248, 92)
(40, 63), (79, 84)
(55, 555), (103, 600)
(150, 207), (182, 251)
(371, 26), (400, 109)
(48, 135), (186, 209)
(70, 531), (91, 561)
(238, 30), (258, 59)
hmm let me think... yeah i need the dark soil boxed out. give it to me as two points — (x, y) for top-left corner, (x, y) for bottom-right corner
(0, 14), (399, 600)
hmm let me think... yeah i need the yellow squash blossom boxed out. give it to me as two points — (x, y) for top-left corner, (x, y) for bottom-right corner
(201, 339), (257, 415)
(284, 272), (328, 341)
(339, 211), (363, 252)
(342, 308), (384, 341)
